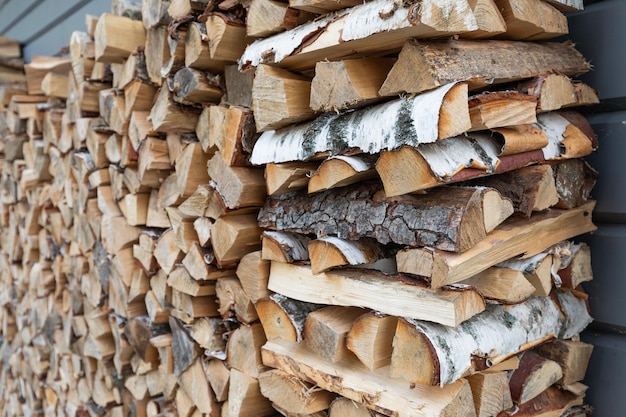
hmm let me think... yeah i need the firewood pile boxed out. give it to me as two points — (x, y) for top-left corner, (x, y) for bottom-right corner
(0, 0), (600, 416)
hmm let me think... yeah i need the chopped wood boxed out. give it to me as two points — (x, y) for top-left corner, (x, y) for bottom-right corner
(262, 339), (477, 417)
(345, 312), (397, 371)
(170, 67), (223, 105)
(542, 0), (583, 12)
(178, 358), (220, 416)
(149, 87), (201, 133)
(517, 74), (598, 112)
(185, 22), (228, 73)
(227, 368), (274, 417)
(189, 317), (228, 357)
(252, 64), (315, 132)
(256, 293), (322, 342)
(258, 181), (513, 252)
(496, 386), (584, 417)
(225, 65), (254, 108)
(41, 72), (69, 99)
(267, 262), (485, 327)
(509, 350), (563, 404)
(390, 291), (591, 386)
(236, 251), (271, 303)
(216, 276), (258, 323)
(308, 237), (385, 274)
(557, 243), (593, 289)
(379, 40), (589, 96)
(250, 82), (470, 165)
(534, 340), (593, 386)
(468, 91), (537, 131)
(303, 305), (365, 363)
(328, 397), (385, 417)
(211, 213), (263, 268)
(24, 57), (72, 95)
(206, 14), (248, 62)
(310, 58), (396, 113)
(142, 0), (172, 29)
(227, 322), (268, 378)
(466, 372), (513, 417)
(551, 159), (598, 210)
(259, 369), (334, 414)
(495, 0), (568, 40)
(265, 162), (317, 195)
(247, 0), (315, 37)
(397, 202), (596, 289)
(207, 359), (231, 401)
(94, 13), (147, 63)
(261, 230), (310, 263)
(239, 0), (506, 71)
(176, 142), (211, 198)
(220, 105), (257, 167)
(307, 155), (377, 194)
(170, 316), (200, 376)
(207, 153), (266, 209)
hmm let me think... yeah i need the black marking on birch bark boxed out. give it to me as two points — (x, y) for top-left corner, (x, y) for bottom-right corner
(469, 137), (497, 173)
(395, 98), (419, 147)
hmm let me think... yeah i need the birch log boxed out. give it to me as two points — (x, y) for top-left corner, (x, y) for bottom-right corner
(258, 181), (513, 252)
(250, 82), (469, 165)
(239, 0), (505, 71)
(390, 291), (592, 386)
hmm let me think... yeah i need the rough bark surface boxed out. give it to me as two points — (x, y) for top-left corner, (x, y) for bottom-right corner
(258, 181), (494, 252)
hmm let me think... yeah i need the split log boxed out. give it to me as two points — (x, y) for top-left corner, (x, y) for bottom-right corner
(267, 262), (485, 327)
(207, 359), (230, 401)
(145, 26), (168, 84)
(252, 64), (315, 132)
(258, 181), (513, 253)
(265, 162), (317, 195)
(207, 153), (266, 209)
(205, 14), (248, 62)
(494, 0), (568, 40)
(225, 65), (254, 108)
(41, 73), (69, 99)
(307, 155), (377, 194)
(261, 231), (310, 263)
(389, 291), (591, 386)
(259, 369), (334, 414)
(149, 87), (201, 133)
(379, 40), (589, 96)
(396, 202), (596, 289)
(310, 58), (396, 113)
(142, 0), (172, 29)
(496, 386), (584, 417)
(551, 159), (598, 210)
(227, 368), (274, 417)
(178, 358), (220, 416)
(236, 251), (271, 303)
(211, 213), (263, 268)
(247, 0), (314, 37)
(468, 91), (537, 131)
(24, 57), (72, 95)
(170, 67), (223, 105)
(557, 243), (593, 289)
(216, 277), (258, 323)
(509, 351), (563, 404)
(256, 293), (323, 342)
(239, 0), (506, 71)
(466, 372), (513, 417)
(167, 266), (217, 297)
(250, 83), (470, 165)
(220, 105), (256, 167)
(517, 74), (599, 112)
(176, 143), (211, 198)
(328, 397), (386, 417)
(542, 0), (583, 12)
(189, 317), (228, 357)
(170, 316), (200, 376)
(262, 339), (477, 417)
(227, 322), (267, 378)
(534, 340), (593, 386)
(345, 313), (397, 371)
(303, 306), (365, 363)
(308, 237), (386, 274)
(94, 13), (146, 63)
(185, 22), (228, 73)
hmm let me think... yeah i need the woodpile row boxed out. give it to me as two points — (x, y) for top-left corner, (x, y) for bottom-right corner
(0, 0), (599, 417)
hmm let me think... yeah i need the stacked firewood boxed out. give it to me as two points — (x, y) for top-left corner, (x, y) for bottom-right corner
(0, 0), (601, 417)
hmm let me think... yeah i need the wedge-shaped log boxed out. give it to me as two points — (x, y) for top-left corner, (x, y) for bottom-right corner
(170, 67), (223, 105)
(252, 64), (315, 132)
(310, 58), (396, 113)
(534, 339), (593, 386)
(258, 181), (513, 252)
(397, 202), (596, 289)
(497, 386), (584, 417)
(207, 153), (266, 209)
(257, 294), (323, 342)
(94, 13), (146, 64)
(261, 230), (310, 263)
(266, 162), (318, 195)
(250, 82), (469, 165)
(518, 74), (599, 113)
(379, 40), (589, 96)
(308, 237), (386, 274)
(468, 91), (537, 131)
(346, 313), (397, 371)
(509, 351), (563, 404)
(239, 0), (506, 71)
(304, 306), (365, 363)
(466, 372), (513, 417)
(262, 339), (477, 417)
(211, 213), (263, 268)
(149, 87), (201, 133)
(267, 262), (485, 327)
(308, 155), (377, 194)
(247, 0), (314, 37)
(390, 291), (591, 386)
(495, 0), (568, 40)
(259, 369), (334, 415)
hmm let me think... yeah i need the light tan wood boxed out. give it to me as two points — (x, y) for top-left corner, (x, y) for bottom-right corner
(189, 317), (227, 356)
(308, 237), (384, 274)
(167, 265), (217, 297)
(216, 277), (258, 324)
(211, 214), (263, 268)
(154, 229), (184, 275)
(261, 231), (310, 263)
(240, 0), (506, 72)
(328, 397), (385, 417)
(171, 67), (223, 105)
(534, 340), (593, 386)
(468, 91), (537, 131)
(207, 359), (231, 402)
(206, 15), (248, 62)
(207, 153), (266, 209)
(379, 39), (589, 96)
(227, 368), (274, 417)
(308, 155), (377, 194)
(256, 294), (322, 343)
(495, 0), (568, 40)
(247, 0), (314, 37)
(142, 0), (171, 29)
(24, 56), (72, 95)
(167, 0), (209, 20)
(310, 58), (395, 112)
(178, 358), (220, 416)
(558, 243), (593, 289)
(252, 64), (315, 132)
(226, 322), (267, 378)
(268, 262), (485, 327)
(41, 72), (69, 99)
(185, 22), (228, 73)
(396, 202), (596, 289)
(220, 105), (256, 167)
(259, 369), (334, 414)
(466, 372), (513, 417)
(265, 162), (317, 195)
(262, 339), (477, 417)
(235, 251), (271, 303)
(459, 268), (537, 304)
(145, 26), (169, 85)
(176, 143), (211, 198)
(94, 13), (146, 63)
(149, 87), (201, 133)
(345, 313), (397, 371)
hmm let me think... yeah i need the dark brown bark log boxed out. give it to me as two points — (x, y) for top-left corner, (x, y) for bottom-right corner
(550, 159), (598, 209)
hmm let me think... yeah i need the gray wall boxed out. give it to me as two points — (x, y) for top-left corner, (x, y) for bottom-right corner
(568, 1), (626, 415)
(0, 0), (109, 62)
